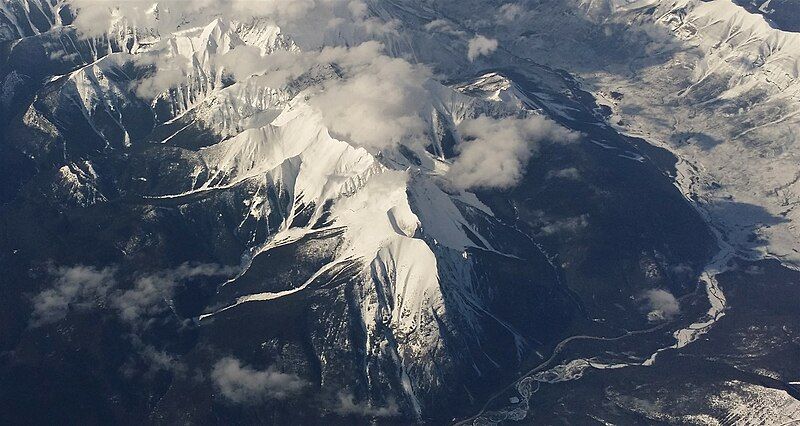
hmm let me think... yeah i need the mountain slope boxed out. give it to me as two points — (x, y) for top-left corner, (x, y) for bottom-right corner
(0, 1), (796, 424)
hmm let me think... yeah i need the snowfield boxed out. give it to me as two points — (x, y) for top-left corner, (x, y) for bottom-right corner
(1, 0), (799, 423)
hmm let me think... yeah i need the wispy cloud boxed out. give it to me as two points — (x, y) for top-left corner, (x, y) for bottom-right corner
(546, 167), (581, 181)
(211, 356), (307, 404)
(113, 263), (237, 326)
(539, 214), (589, 236)
(30, 263), (236, 327)
(30, 264), (117, 327)
(424, 19), (466, 37)
(333, 391), (400, 418)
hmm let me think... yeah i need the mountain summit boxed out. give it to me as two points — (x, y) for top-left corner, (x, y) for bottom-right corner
(1, 1), (799, 424)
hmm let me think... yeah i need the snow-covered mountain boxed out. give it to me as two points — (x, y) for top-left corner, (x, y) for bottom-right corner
(1, 0), (798, 424)
(481, 0), (800, 263)
(1, 6), (585, 420)
(0, 0), (69, 40)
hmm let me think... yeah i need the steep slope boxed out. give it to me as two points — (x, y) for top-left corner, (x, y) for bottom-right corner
(732, 0), (800, 31)
(400, 0), (800, 264)
(2, 1), (787, 424)
(0, 0), (70, 41)
(0, 13), (594, 422)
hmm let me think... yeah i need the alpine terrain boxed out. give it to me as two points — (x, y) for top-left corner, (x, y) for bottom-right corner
(0, 0), (798, 424)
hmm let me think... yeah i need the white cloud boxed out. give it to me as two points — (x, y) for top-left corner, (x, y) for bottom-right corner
(31, 263), (236, 327)
(30, 265), (117, 326)
(546, 167), (581, 180)
(347, 0), (369, 19)
(447, 115), (578, 190)
(133, 55), (193, 99)
(424, 19), (466, 37)
(211, 357), (307, 404)
(670, 263), (694, 275)
(639, 289), (681, 321)
(113, 263), (237, 325)
(539, 214), (589, 235)
(496, 3), (524, 23)
(216, 47), (309, 88)
(467, 35), (498, 61)
(30, 263), (239, 378)
(70, 1), (150, 37)
(310, 47), (434, 150)
(125, 340), (188, 377)
(333, 391), (400, 417)
(216, 44), (267, 81)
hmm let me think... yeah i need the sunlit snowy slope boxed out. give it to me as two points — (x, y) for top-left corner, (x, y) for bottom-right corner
(0, 0), (798, 424)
